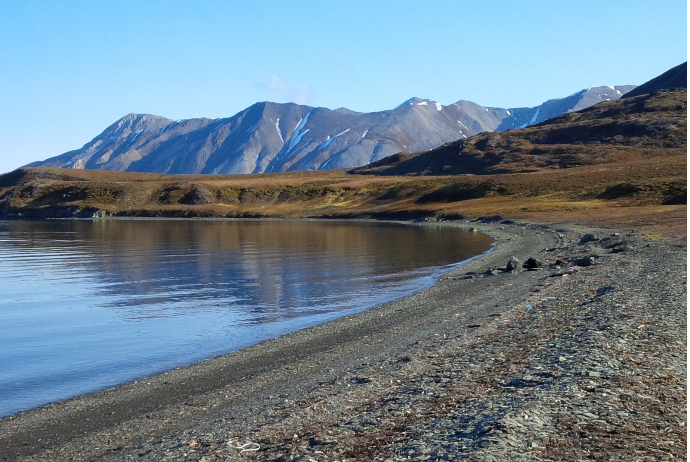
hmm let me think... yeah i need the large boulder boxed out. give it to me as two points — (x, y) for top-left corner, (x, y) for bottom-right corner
(579, 234), (599, 245)
(525, 257), (545, 269)
(574, 256), (596, 267)
(506, 256), (523, 273)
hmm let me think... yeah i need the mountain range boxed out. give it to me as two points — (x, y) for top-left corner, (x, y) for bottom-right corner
(2, 63), (685, 221)
(26, 85), (636, 175)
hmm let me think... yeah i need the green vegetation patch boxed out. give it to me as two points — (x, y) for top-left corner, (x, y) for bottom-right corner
(238, 188), (280, 204)
(155, 184), (187, 204)
(27, 185), (88, 207)
(86, 185), (124, 204)
(215, 187), (241, 204)
(276, 185), (327, 202)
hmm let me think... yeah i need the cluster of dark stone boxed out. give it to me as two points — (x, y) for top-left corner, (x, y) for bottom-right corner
(462, 233), (628, 279)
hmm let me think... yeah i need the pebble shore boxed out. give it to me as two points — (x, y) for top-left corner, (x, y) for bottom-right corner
(0, 220), (685, 461)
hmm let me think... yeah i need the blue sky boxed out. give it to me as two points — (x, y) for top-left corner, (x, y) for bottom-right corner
(0, 1), (686, 173)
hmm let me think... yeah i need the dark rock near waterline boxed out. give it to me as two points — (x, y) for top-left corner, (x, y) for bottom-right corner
(575, 256), (596, 267)
(506, 256), (523, 273)
(180, 188), (215, 205)
(92, 210), (110, 219)
(603, 240), (629, 253)
(579, 234), (599, 245)
(478, 215), (503, 223)
(525, 257), (545, 269)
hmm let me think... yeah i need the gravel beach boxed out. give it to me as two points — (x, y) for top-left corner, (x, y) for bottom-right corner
(0, 220), (685, 461)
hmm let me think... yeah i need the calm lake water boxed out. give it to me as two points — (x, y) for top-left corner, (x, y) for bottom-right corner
(0, 219), (494, 417)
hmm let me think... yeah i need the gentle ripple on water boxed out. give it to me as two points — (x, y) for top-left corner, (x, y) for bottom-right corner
(0, 219), (494, 417)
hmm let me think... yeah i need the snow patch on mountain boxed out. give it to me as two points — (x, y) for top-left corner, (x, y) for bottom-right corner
(519, 107), (541, 128)
(275, 119), (284, 143)
(285, 113), (311, 154)
(129, 130), (144, 144)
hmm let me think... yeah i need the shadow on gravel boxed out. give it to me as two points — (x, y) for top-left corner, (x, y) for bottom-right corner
(450, 409), (510, 449)
(503, 372), (555, 390)
(596, 285), (616, 298)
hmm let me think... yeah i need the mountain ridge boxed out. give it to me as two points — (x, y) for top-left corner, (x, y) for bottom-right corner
(25, 85), (635, 175)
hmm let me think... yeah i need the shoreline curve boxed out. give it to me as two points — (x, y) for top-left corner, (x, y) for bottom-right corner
(0, 218), (685, 461)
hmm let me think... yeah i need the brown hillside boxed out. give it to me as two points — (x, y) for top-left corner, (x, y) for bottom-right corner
(623, 62), (687, 98)
(352, 89), (686, 176)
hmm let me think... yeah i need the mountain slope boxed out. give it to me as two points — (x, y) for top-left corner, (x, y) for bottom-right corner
(352, 89), (686, 176)
(495, 86), (636, 130)
(26, 85), (635, 175)
(623, 62), (686, 98)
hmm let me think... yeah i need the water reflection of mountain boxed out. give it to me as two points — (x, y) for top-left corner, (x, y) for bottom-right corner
(2, 220), (494, 323)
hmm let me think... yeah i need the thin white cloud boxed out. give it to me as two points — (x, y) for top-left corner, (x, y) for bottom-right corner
(259, 75), (316, 106)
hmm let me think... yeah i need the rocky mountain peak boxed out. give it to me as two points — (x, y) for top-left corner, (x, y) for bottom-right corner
(396, 97), (444, 111)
